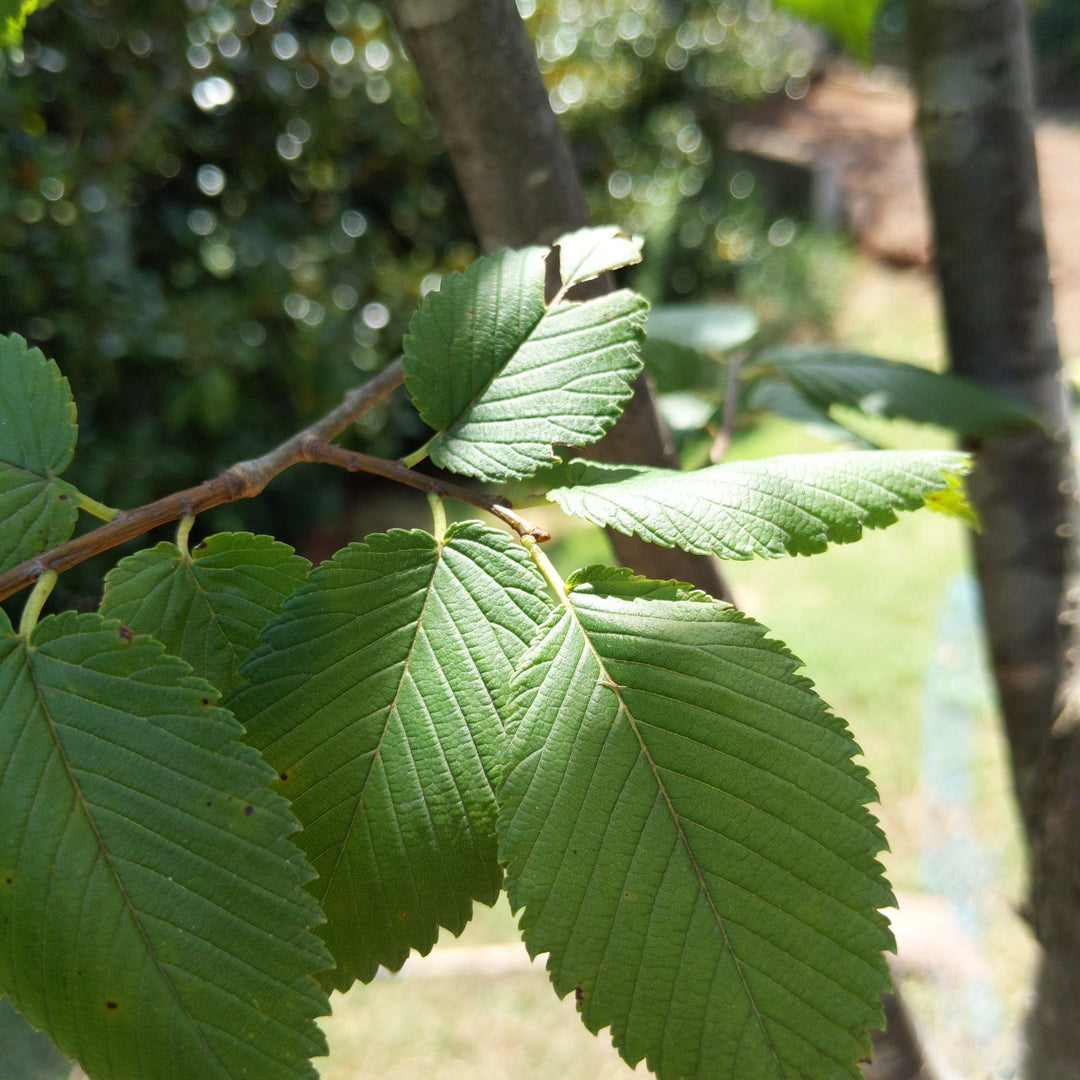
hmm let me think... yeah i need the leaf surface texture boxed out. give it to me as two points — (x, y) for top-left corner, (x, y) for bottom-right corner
(0, 611), (331, 1080)
(229, 523), (551, 989)
(499, 568), (893, 1080)
(100, 532), (310, 695)
(402, 228), (646, 480)
(0, 334), (79, 572)
(547, 450), (970, 558)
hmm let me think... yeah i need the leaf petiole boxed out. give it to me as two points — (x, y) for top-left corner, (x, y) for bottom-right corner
(428, 493), (447, 543)
(401, 441), (432, 469)
(176, 515), (196, 559)
(521, 534), (567, 603)
(76, 490), (120, 522)
(18, 570), (58, 638)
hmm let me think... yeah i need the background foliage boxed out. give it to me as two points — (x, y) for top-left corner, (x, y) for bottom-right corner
(0, 0), (845, 610)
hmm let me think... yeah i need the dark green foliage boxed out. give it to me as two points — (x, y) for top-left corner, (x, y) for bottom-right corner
(1, 0), (461, 561)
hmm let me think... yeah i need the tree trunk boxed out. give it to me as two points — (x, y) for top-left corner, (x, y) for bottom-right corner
(907, 1), (1080, 1075)
(385, 1), (934, 1074)
(382, 0), (732, 600)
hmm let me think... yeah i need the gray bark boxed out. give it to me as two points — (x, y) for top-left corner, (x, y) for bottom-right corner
(382, 0), (732, 600)
(907, 1), (1080, 1075)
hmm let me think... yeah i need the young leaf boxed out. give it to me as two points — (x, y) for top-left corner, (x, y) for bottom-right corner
(402, 228), (647, 481)
(228, 523), (552, 990)
(0, 334), (80, 573)
(100, 532), (310, 695)
(499, 568), (893, 1080)
(759, 347), (1037, 435)
(554, 225), (643, 288)
(0, 611), (331, 1080)
(548, 451), (971, 558)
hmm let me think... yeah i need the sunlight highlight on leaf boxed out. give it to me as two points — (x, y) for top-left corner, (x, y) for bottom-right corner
(548, 450), (972, 559)
(402, 227), (647, 481)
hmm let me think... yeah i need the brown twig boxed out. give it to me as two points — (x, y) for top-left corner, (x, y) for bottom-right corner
(304, 443), (550, 542)
(0, 360), (405, 602)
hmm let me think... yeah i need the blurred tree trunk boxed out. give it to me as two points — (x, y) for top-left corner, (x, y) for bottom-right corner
(907, 1), (1080, 1075)
(382, 0), (733, 600)
(384, 1), (933, 1076)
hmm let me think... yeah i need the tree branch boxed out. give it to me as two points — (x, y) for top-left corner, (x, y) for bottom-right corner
(0, 359), (405, 603)
(303, 443), (550, 542)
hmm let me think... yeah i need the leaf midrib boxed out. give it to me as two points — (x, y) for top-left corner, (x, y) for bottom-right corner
(25, 641), (232, 1080)
(434, 252), (549, 446)
(562, 597), (785, 1080)
(315, 543), (478, 913)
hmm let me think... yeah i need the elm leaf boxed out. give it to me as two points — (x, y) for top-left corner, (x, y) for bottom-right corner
(547, 450), (971, 559)
(100, 532), (310, 695)
(228, 522), (552, 990)
(0, 334), (80, 572)
(402, 228), (647, 481)
(760, 347), (1036, 435)
(0, 611), (332, 1080)
(499, 567), (894, 1079)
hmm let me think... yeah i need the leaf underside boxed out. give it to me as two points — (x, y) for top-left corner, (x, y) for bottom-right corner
(228, 523), (552, 990)
(547, 450), (970, 559)
(762, 348), (1036, 435)
(0, 611), (331, 1080)
(402, 227), (647, 481)
(0, 334), (80, 573)
(100, 532), (311, 696)
(499, 568), (893, 1080)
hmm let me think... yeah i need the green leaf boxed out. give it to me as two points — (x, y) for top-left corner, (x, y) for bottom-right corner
(499, 568), (893, 1080)
(641, 336), (723, 395)
(924, 472), (981, 530)
(228, 523), (552, 990)
(646, 302), (759, 355)
(0, 611), (331, 1080)
(547, 450), (971, 559)
(760, 347), (1037, 436)
(100, 532), (311, 695)
(656, 392), (718, 435)
(554, 225), (643, 288)
(403, 227), (647, 481)
(770, 0), (882, 58)
(0, 334), (80, 573)
(746, 378), (878, 449)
